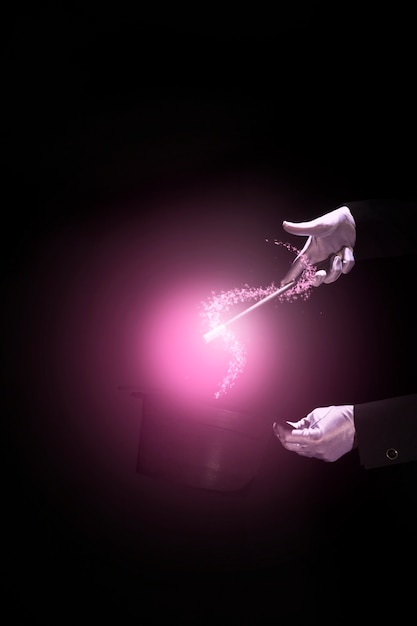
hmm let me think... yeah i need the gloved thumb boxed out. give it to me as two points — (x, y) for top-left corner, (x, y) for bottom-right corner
(282, 219), (335, 238)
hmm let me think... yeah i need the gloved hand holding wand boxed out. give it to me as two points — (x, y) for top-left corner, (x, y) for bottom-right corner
(280, 205), (356, 287)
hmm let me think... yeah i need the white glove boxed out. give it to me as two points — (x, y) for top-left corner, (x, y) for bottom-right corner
(280, 206), (356, 287)
(273, 405), (356, 462)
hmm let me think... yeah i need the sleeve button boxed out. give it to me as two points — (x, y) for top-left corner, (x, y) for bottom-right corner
(386, 448), (399, 461)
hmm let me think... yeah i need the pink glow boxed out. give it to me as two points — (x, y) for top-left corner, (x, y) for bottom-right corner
(141, 284), (231, 398)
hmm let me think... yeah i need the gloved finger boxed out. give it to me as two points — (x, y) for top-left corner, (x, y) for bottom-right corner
(279, 234), (316, 286)
(280, 255), (308, 286)
(273, 422), (295, 440)
(286, 427), (322, 443)
(282, 218), (334, 238)
(272, 421), (307, 441)
(323, 255), (342, 284)
(341, 246), (355, 274)
(281, 442), (315, 457)
(286, 417), (311, 429)
(312, 269), (327, 287)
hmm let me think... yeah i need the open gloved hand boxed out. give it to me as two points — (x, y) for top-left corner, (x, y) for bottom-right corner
(280, 206), (356, 287)
(273, 405), (356, 462)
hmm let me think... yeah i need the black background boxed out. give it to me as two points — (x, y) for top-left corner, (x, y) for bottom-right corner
(3, 4), (416, 623)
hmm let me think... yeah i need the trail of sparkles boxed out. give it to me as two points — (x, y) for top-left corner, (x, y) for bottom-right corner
(200, 242), (317, 399)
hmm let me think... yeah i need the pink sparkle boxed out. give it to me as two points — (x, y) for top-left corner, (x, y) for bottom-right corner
(200, 242), (316, 398)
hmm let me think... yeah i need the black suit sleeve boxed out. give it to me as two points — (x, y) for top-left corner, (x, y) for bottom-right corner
(353, 394), (417, 469)
(341, 198), (417, 260)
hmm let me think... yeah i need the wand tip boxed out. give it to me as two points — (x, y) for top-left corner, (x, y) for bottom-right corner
(203, 324), (227, 343)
